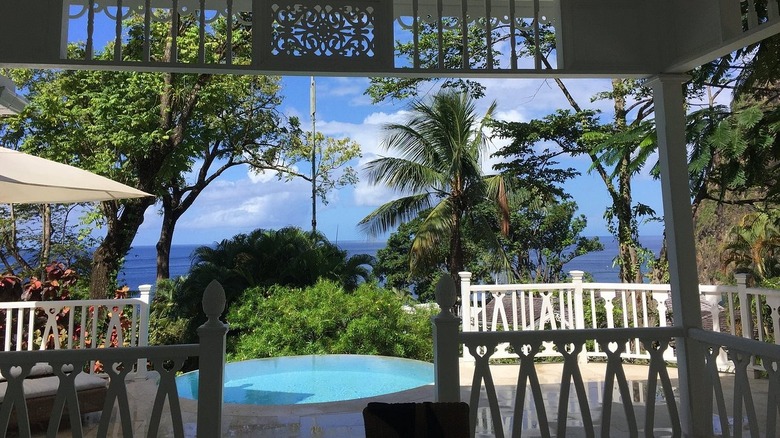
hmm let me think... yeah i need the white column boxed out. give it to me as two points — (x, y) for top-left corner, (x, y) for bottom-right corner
(135, 284), (152, 379)
(570, 271), (588, 364)
(735, 273), (753, 339)
(459, 272), (475, 362)
(197, 280), (229, 437)
(649, 74), (707, 437)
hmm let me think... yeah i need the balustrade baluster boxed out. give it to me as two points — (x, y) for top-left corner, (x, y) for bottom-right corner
(143, 0), (151, 61)
(25, 308), (32, 351)
(86, 0), (95, 60)
(4, 311), (10, 351)
(747, 0), (759, 29)
(226, 0), (233, 64)
(114, 0), (123, 61)
(766, 294), (780, 346)
(461, 0), (468, 69)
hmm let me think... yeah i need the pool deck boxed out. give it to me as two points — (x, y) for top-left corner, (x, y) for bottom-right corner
(53, 362), (770, 437)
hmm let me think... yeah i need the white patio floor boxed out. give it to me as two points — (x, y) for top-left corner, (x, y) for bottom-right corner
(48, 362), (769, 437)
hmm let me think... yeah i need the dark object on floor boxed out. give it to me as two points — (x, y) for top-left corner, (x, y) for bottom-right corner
(363, 401), (470, 438)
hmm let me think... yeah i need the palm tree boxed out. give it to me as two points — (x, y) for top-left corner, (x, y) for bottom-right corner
(721, 211), (780, 280)
(359, 91), (508, 283)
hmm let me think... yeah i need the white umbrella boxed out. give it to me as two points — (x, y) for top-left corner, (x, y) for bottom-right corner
(0, 146), (152, 203)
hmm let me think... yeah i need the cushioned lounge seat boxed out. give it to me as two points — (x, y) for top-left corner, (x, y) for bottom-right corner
(0, 363), (108, 429)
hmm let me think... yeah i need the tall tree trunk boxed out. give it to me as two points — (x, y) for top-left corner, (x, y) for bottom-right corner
(650, 233), (669, 284)
(156, 200), (178, 280)
(41, 204), (51, 275)
(88, 199), (154, 298)
(449, 211), (464, 295)
(612, 79), (643, 283)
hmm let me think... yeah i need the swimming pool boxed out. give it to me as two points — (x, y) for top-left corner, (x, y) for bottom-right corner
(176, 354), (434, 405)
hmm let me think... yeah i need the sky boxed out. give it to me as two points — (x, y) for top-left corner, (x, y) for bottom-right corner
(130, 75), (668, 247)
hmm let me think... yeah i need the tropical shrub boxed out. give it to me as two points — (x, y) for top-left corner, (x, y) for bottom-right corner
(227, 280), (435, 362)
(169, 227), (375, 346)
(147, 278), (190, 346)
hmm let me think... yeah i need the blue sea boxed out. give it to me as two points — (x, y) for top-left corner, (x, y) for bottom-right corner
(118, 236), (664, 289)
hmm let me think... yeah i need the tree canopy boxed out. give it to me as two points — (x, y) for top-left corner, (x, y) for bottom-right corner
(359, 91), (509, 284)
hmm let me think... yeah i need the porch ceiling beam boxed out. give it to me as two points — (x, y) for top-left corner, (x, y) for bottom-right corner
(0, 0), (777, 78)
(665, 20), (780, 73)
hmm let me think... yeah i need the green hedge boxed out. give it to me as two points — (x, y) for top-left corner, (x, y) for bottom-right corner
(226, 280), (435, 362)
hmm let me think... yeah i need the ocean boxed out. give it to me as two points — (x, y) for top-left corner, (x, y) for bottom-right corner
(118, 236), (665, 289)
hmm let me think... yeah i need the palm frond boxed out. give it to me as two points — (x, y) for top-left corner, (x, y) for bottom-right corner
(411, 199), (455, 273)
(358, 193), (435, 237)
(363, 156), (447, 195)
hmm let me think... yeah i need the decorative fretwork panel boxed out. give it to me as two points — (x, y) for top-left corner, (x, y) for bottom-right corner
(259, 0), (393, 70)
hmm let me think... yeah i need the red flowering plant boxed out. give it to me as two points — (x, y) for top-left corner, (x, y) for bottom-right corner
(0, 262), (78, 350)
(1, 263), (137, 370)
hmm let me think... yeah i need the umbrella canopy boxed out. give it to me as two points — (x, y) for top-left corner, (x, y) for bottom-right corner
(0, 146), (152, 203)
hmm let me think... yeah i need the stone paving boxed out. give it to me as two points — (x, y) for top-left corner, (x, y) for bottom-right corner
(43, 362), (772, 437)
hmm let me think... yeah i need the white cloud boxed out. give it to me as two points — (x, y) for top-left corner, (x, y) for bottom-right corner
(353, 183), (398, 207)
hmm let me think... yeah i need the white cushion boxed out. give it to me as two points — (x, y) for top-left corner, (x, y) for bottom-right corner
(0, 372), (107, 402)
(0, 363), (54, 382)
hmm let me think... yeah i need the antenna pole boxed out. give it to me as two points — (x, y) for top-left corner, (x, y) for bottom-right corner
(310, 76), (317, 233)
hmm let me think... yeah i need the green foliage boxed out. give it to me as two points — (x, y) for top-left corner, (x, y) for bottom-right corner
(0, 13), (298, 295)
(491, 84), (658, 283)
(359, 91), (509, 281)
(498, 200), (604, 283)
(373, 209), (493, 302)
(147, 278), (190, 346)
(169, 227), (374, 344)
(227, 280), (435, 362)
(721, 210), (780, 280)
(0, 203), (97, 280)
(262, 132), (362, 205)
(374, 196), (602, 298)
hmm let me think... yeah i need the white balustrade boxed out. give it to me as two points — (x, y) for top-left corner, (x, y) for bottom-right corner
(458, 271), (780, 366)
(457, 326), (684, 437)
(0, 286), (151, 376)
(0, 282), (226, 438)
(436, 273), (780, 437)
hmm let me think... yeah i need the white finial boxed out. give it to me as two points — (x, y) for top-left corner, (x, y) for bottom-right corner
(202, 280), (226, 326)
(435, 274), (457, 316)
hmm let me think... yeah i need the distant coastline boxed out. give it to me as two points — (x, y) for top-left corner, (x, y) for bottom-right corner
(119, 236), (664, 290)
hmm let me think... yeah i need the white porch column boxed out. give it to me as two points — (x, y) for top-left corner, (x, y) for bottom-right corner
(649, 74), (708, 437)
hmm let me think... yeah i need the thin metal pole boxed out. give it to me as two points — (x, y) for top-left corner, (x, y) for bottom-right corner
(310, 76), (317, 233)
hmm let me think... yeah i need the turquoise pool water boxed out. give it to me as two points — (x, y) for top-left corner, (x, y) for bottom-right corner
(176, 354), (434, 405)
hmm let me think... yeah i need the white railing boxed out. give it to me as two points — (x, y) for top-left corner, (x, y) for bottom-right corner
(459, 271), (780, 367)
(460, 327), (683, 437)
(0, 285), (152, 376)
(432, 274), (780, 437)
(0, 280), (228, 438)
(57, 0), (559, 74)
(689, 328), (780, 438)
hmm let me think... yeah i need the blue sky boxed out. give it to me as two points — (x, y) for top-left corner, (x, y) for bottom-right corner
(131, 76), (669, 247)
